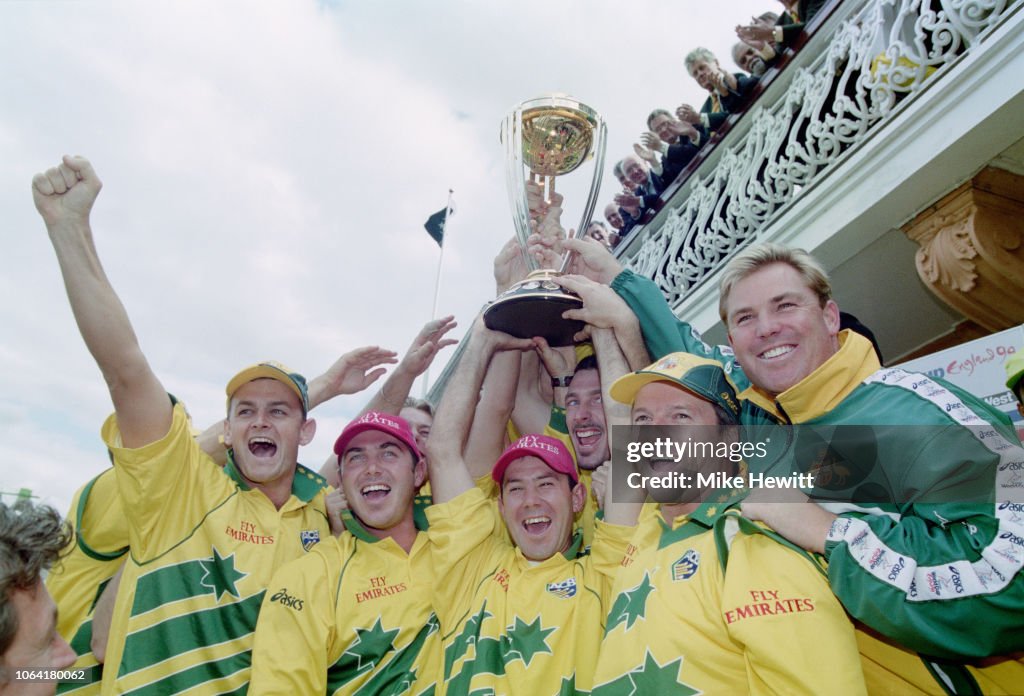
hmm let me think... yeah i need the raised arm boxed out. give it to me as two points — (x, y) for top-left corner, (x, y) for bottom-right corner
(33, 156), (169, 448)
(427, 319), (532, 504)
(557, 274), (650, 370)
(360, 318), (456, 415)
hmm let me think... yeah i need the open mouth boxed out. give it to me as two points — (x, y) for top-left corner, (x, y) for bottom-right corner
(759, 345), (795, 360)
(361, 483), (391, 501)
(574, 428), (603, 449)
(249, 437), (277, 457)
(648, 458), (678, 474)
(523, 515), (552, 535)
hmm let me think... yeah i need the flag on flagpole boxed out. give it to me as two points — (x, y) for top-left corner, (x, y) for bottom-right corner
(423, 196), (456, 247)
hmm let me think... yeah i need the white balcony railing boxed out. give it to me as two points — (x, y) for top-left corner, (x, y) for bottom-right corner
(618, 0), (1022, 307)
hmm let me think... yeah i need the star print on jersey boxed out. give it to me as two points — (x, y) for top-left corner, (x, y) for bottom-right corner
(341, 618), (401, 674)
(594, 650), (699, 696)
(198, 547), (247, 601)
(502, 616), (555, 667)
(605, 572), (654, 634)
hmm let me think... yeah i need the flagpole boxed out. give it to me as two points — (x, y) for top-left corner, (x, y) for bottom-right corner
(423, 188), (453, 399)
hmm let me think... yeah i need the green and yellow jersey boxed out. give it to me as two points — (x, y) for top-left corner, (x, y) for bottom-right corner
(592, 496), (867, 695)
(99, 404), (331, 694)
(427, 487), (629, 696)
(47, 468), (128, 694)
(249, 509), (440, 695)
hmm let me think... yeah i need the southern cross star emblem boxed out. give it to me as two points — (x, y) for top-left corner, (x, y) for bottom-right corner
(198, 547), (247, 601)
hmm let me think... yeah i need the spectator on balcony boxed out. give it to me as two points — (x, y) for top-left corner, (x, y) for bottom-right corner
(604, 203), (632, 239)
(611, 160), (631, 192)
(622, 153), (663, 205)
(684, 47), (760, 134)
(732, 40), (773, 76)
(737, 0), (829, 52)
(642, 109), (705, 184)
(609, 157), (650, 233)
(584, 220), (616, 251)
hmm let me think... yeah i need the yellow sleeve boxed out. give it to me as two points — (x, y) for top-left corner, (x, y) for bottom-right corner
(588, 520), (636, 606)
(249, 544), (338, 695)
(76, 468), (130, 557)
(102, 403), (233, 560)
(722, 530), (867, 695)
(425, 487), (501, 625)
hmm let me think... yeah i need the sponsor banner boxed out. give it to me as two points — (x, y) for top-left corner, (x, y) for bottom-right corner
(897, 324), (1023, 430)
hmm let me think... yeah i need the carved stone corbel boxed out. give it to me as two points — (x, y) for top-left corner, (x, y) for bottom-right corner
(903, 167), (1024, 331)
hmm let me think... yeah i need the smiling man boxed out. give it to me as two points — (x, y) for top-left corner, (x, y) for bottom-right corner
(560, 238), (1024, 690)
(424, 319), (630, 695)
(32, 155), (391, 693)
(250, 411), (441, 695)
(592, 353), (866, 695)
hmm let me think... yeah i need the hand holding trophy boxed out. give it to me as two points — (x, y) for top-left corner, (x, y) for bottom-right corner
(484, 94), (607, 346)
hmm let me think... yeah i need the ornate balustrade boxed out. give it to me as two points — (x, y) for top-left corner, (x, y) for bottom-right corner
(617, 0), (1021, 308)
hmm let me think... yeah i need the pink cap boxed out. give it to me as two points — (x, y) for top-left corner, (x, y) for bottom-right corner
(333, 411), (422, 462)
(492, 434), (579, 485)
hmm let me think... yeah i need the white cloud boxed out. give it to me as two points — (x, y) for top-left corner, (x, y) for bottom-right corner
(1, 0), (767, 511)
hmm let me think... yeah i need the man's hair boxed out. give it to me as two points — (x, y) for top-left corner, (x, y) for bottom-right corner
(718, 243), (832, 322)
(612, 160), (626, 180)
(587, 220), (608, 232)
(647, 108), (673, 129)
(758, 11), (780, 23)
(573, 354), (599, 377)
(731, 41), (751, 65)
(685, 47), (717, 73)
(402, 396), (433, 417)
(0, 500), (71, 660)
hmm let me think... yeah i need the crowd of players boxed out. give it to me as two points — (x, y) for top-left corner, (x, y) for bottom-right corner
(2, 150), (1024, 695)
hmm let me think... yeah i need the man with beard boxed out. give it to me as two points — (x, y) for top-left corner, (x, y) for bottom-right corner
(32, 155), (392, 694)
(250, 411), (441, 695)
(732, 41), (770, 76)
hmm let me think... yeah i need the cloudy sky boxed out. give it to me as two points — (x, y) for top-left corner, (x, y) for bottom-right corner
(2, 0), (768, 513)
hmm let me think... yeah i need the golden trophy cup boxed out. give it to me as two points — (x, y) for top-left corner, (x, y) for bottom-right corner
(484, 94), (607, 346)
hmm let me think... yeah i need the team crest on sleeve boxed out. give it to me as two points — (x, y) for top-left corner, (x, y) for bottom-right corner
(672, 549), (700, 581)
(545, 577), (577, 599)
(300, 529), (321, 551)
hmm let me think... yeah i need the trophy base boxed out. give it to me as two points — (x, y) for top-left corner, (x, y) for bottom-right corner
(484, 270), (584, 347)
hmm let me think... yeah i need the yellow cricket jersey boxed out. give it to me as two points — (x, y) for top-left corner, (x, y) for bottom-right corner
(249, 510), (440, 695)
(855, 622), (1024, 694)
(592, 495), (868, 695)
(99, 404), (331, 695)
(426, 487), (631, 696)
(47, 468), (128, 695)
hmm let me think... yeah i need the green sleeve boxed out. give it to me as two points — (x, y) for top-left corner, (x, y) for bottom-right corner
(609, 270), (750, 391)
(823, 425), (1024, 659)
